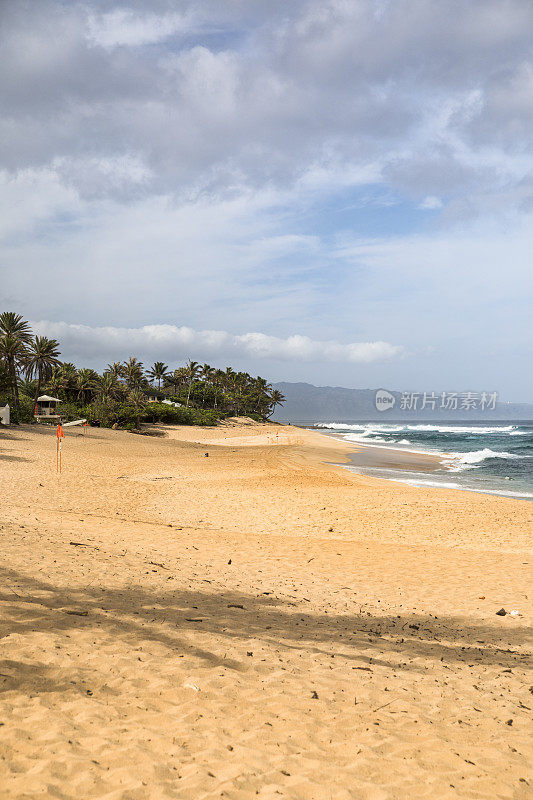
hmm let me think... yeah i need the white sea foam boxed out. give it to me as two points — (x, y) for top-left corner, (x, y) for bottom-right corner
(344, 465), (532, 498)
(325, 432), (521, 465)
(444, 448), (520, 472)
(316, 423), (405, 433)
(341, 432), (389, 444)
(316, 422), (520, 435)
(405, 424), (516, 434)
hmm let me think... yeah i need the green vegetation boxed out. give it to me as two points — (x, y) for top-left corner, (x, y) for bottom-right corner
(0, 312), (285, 428)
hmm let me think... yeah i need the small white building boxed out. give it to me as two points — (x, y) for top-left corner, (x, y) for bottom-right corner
(35, 395), (62, 421)
(0, 404), (9, 425)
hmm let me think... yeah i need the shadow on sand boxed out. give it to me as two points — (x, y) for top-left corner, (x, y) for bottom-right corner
(0, 427), (32, 461)
(0, 566), (529, 697)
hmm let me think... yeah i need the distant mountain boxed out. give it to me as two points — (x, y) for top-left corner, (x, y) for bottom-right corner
(271, 381), (533, 422)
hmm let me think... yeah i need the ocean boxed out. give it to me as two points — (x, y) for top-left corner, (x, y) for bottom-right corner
(310, 420), (533, 500)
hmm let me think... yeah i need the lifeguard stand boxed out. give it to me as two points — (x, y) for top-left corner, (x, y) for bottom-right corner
(35, 395), (62, 422)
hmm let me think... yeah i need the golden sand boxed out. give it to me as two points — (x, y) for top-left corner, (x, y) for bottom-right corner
(0, 420), (531, 799)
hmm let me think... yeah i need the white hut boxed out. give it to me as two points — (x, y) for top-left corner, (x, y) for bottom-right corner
(0, 404), (9, 425)
(35, 395), (62, 421)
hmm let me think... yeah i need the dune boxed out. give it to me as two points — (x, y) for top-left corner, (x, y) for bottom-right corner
(0, 420), (531, 799)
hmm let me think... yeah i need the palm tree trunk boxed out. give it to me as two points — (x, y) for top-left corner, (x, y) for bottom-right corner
(34, 367), (42, 407)
(186, 379), (192, 407)
(8, 357), (20, 415)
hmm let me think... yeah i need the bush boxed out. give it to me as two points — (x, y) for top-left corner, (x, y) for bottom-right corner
(80, 399), (126, 428)
(56, 400), (86, 422)
(14, 394), (36, 424)
(141, 403), (219, 426)
(142, 403), (195, 425)
(192, 408), (219, 426)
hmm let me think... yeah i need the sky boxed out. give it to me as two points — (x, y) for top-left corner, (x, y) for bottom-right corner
(1, 0), (532, 400)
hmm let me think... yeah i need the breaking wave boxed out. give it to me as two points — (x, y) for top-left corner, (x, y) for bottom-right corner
(444, 448), (520, 471)
(313, 419), (532, 498)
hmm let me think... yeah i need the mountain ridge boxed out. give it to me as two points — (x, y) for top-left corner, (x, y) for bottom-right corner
(271, 381), (533, 421)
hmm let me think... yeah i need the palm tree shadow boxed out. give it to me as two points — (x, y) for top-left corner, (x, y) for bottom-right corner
(0, 431), (31, 460)
(0, 568), (529, 688)
(0, 658), (97, 697)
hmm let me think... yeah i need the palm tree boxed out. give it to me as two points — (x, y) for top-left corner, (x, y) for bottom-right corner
(18, 377), (38, 398)
(123, 357), (144, 390)
(200, 363), (214, 407)
(185, 360), (200, 407)
(216, 367), (236, 413)
(0, 362), (11, 395)
(57, 362), (78, 399)
(95, 372), (122, 401)
(0, 312), (33, 414)
(212, 368), (224, 409)
(233, 371), (250, 414)
(44, 366), (63, 398)
(105, 362), (124, 380)
(127, 389), (146, 429)
(25, 336), (62, 405)
(251, 376), (272, 416)
(267, 389), (285, 418)
(76, 368), (99, 404)
(147, 361), (168, 390)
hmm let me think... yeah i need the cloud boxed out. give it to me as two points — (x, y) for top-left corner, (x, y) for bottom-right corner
(418, 196), (443, 210)
(87, 9), (195, 48)
(1, 0), (531, 208)
(31, 320), (404, 367)
(1, 1), (532, 399)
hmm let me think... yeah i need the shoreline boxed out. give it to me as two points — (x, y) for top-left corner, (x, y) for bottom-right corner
(307, 427), (532, 501)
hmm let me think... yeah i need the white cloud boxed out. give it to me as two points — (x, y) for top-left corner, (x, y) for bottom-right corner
(31, 321), (404, 366)
(418, 196), (443, 210)
(2, 0), (532, 205)
(87, 9), (194, 48)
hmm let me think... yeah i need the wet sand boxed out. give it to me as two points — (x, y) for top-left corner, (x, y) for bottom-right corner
(344, 441), (443, 472)
(0, 419), (531, 800)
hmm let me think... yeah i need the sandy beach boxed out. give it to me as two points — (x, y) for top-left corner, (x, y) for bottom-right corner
(0, 419), (531, 800)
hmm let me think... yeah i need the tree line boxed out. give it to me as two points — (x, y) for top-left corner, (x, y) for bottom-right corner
(0, 312), (285, 426)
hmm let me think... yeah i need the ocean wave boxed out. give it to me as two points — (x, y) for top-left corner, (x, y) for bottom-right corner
(316, 423), (405, 433)
(404, 424), (518, 434)
(341, 433), (389, 444)
(330, 435), (444, 458)
(333, 434), (525, 469)
(316, 421), (524, 435)
(444, 448), (521, 471)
